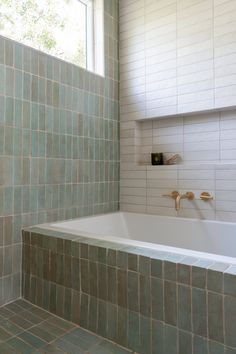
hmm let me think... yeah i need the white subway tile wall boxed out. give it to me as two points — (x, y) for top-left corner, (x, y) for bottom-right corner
(138, 111), (236, 164)
(120, 0), (236, 119)
(120, 110), (236, 222)
(120, 0), (236, 222)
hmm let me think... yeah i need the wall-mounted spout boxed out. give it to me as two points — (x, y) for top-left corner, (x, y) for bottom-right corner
(162, 191), (195, 211)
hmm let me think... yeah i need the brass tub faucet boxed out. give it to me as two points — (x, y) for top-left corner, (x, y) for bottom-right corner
(200, 192), (214, 201)
(162, 191), (195, 211)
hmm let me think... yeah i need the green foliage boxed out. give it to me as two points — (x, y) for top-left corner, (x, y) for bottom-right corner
(73, 41), (86, 68)
(0, 0), (87, 67)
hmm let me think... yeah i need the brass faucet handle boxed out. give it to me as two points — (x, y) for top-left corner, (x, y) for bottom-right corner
(162, 191), (179, 199)
(186, 192), (195, 200)
(200, 192), (213, 201)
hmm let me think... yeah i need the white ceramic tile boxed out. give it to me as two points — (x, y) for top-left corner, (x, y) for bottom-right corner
(177, 60), (213, 76)
(120, 187), (146, 196)
(184, 141), (219, 152)
(146, 105), (178, 118)
(214, 0), (236, 16)
(216, 211), (236, 222)
(147, 178), (178, 189)
(184, 131), (219, 143)
(152, 143), (183, 154)
(216, 200), (236, 212)
(221, 140), (236, 150)
(153, 134), (183, 145)
(221, 150), (236, 160)
(120, 203), (147, 213)
(147, 170), (178, 180)
(178, 90), (214, 105)
(120, 0), (236, 221)
(153, 125), (183, 136)
(177, 209), (216, 220)
(178, 169), (215, 180)
(120, 195), (146, 205)
(178, 179), (215, 190)
(120, 179), (146, 188)
(183, 150), (220, 162)
(146, 205), (177, 216)
(216, 180), (236, 191)
(184, 120), (219, 134)
(215, 190), (236, 201)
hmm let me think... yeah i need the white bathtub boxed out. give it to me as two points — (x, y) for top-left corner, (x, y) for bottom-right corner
(45, 212), (236, 265)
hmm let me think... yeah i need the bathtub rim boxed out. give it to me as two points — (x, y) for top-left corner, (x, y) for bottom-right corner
(31, 211), (236, 266)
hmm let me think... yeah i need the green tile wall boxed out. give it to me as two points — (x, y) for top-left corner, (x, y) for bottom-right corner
(0, 0), (119, 305)
(22, 228), (236, 354)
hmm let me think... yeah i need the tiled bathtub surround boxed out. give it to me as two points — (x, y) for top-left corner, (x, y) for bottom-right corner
(22, 227), (236, 354)
(0, 0), (119, 305)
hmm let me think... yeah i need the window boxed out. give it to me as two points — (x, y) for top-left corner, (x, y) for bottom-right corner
(0, 0), (104, 74)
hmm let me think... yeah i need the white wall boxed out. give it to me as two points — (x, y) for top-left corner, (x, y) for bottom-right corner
(120, 110), (236, 222)
(120, 0), (236, 119)
(138, 110), (236, 165)
(119, 0), (236, 222)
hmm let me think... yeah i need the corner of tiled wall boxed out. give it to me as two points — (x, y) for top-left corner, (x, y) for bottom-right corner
(0, 0), (119, 306)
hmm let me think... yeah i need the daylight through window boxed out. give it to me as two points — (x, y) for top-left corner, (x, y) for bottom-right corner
(0, 0), (104, 73)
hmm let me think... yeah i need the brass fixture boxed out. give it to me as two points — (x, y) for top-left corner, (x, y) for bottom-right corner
(162, 191), (179, 199)
(200, 192), (214, 201)
(162, 191), (195, 211)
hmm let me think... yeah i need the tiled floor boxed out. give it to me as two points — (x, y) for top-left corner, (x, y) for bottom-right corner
(0, 300), (133, 354)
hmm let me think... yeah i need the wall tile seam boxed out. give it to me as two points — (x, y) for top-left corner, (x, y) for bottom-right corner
(0, 59), (118, 87)
(23, 234), (236, 282)
(21, 273), (236, 349)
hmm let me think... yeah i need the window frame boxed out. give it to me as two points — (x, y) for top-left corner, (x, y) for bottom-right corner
(0, 0), (104, 75)
(79, 0), (104, 76)
(82, 0), (95, 72)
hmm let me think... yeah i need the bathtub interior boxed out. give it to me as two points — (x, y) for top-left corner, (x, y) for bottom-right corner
(48, 211), (236, 261)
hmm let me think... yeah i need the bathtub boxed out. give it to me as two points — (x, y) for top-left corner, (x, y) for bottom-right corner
(43, 211), (236, 265)
(25, 213), (236, 352)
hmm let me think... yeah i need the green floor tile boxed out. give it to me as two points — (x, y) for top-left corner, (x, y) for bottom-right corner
(29, 325), (57, 343)
(4, 303), (24, 314)
(53, 338), (84, 354)
(14, 299), (33, 310)
(18, 331), (47, 349)
(0, 326), (12, 341)
(20, 310), (43, 325)
(0, 307), (14, 319)
(0, 342), (17, 354)
(0, 300), (135, 354)
(99, 340), (133, 354)
(38, 321), (66, 337)
(37, 344), (66, 353)
(0, 319), (23, 335)
(8, 314), (34, 329)
(87, 343), (112, 354)
(7, 337), (35, 354)
(65, 328), (101, 350)
(47, 316), (76, 331)
(62, 332), (98, 351)
(29, 306), (52, 320)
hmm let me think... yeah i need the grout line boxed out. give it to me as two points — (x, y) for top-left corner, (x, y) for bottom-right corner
(1, 298), (134, 354)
